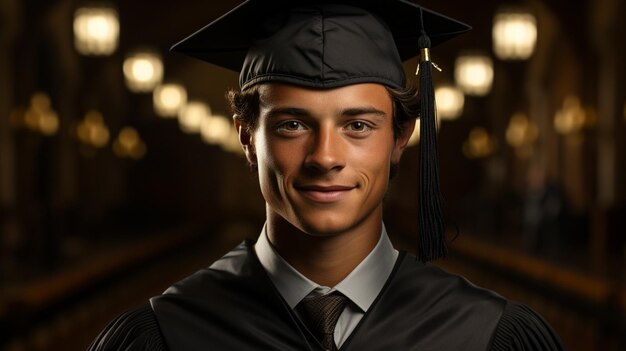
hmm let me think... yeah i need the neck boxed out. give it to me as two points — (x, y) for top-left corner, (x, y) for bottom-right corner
(265, 208), (382, 287)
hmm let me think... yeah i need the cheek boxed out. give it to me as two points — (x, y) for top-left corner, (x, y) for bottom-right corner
(254, 129), (280, 173)
(352, 137), (394, 187)
(254, 132), (300, 196)
(254, 127), (298, 168)
(264, 141), (300, 176)
(253, 132), (278, 196)
(360, 132), (395, 167)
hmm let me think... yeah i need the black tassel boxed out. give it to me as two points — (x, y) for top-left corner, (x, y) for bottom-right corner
(416, 14), (447, 263)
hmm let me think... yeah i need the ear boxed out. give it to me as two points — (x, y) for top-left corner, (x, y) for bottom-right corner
(391, 118), (416, 164)
(233, 116), (257, 166)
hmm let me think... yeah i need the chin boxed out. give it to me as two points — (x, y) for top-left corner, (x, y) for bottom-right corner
(292, 213), (360, 238)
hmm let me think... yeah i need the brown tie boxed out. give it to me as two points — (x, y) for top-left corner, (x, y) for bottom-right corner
(297, 292), (348, 351)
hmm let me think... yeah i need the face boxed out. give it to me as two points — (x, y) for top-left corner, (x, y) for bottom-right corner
(237, 83), (414, 237)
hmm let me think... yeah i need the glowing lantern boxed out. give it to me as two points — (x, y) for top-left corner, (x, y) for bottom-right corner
(201, 114), (232, 145)
(178, 101), (210, 134)
(435, 85), (464, 120)
(154, 84), (187, 118)
(493, 9), (537, 60)
(73, 6), (119, 56)
(455, 53), (494, 96)
(123, 51), (163, 93)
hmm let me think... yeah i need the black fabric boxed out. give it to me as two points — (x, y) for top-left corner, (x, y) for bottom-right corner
(239, 4), (406, 90)
(88, 303), (166, 351)
(152, 240), (315, 350)
(491, 302), (565, 351)
(171, 0), (470, 90)
(89, 241), (564, 350)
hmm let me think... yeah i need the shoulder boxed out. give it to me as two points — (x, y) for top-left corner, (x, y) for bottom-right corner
(394, 254), (564, 350)
(89, 242), (260, 351)
(394, 253), (508, 310)
(159, 240), (254, 298)
(356, 253), (507, 348)
(490, 300), (565, 351)
(88, 304), (167, 351)
(373, 254), (563, 350)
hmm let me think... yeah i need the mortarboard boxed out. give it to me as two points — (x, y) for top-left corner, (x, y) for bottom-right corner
(172, 0), (470, 262)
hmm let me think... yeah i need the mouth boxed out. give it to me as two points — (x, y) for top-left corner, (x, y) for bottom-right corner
(294, 184), (356, 203)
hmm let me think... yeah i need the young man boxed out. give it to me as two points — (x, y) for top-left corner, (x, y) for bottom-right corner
(90, 1), (564, 350)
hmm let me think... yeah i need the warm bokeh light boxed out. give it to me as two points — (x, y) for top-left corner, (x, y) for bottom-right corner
(435, 85), (464, 120)
(31, 92), (51, 110)
(153, 84), (187, 118)
(76, 110), (110, 148)
(463, 127), (497, 159)
(113, 127), (147, 160)
(455, 54), (494, 96)
(73, 7), (119, 56)
(407, 123), (421, 146)
(506, 112), (539, 148)
(554, 96), (586, 135)
(38, 112), (60, 136)
(493, 10), (537, 60)
(24, 108), (40, 130)
(201, 114), (231, 145)
(406, 117), (442, 147)
(123, 51), (163, 93)
(221, 127), (245, 155)
(178, 101), (210, 134)
(14, 92), (61, 136)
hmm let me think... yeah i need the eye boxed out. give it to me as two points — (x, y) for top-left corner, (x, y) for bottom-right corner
(277, 120), (306, 132)
(346, 121), (371, 132)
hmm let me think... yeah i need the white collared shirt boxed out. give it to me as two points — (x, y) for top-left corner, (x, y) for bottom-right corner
(254, 225), (398, 348)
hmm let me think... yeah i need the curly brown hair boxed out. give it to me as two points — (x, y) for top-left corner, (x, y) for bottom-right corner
(226, 84), (420, 138)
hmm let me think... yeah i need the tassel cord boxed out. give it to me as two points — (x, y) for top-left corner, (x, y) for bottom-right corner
(416, 15), (448, 262)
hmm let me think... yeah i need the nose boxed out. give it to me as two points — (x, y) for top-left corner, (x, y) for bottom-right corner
(304, 124), (346, 173)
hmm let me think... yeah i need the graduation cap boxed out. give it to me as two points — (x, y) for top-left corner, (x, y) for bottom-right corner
(172, 0), (470, 262)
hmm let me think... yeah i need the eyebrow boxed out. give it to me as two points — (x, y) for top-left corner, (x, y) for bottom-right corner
(264, 107), (310, 119)
(265, 106), (386, 119)
(340, 107), (387, 118)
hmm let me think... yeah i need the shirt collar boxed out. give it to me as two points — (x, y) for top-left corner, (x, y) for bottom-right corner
(254, 224), (398, 312)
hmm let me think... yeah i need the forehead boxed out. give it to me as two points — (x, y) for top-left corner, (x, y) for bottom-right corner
(257, 83), (393, 110)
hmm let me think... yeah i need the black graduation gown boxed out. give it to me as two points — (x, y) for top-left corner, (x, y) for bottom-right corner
(89, 241), (564, 350)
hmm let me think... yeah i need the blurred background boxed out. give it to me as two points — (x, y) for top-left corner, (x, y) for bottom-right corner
(0, 0), (624, 350)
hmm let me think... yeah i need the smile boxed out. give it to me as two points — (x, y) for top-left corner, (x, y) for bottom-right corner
(294, 184), (355, 203)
